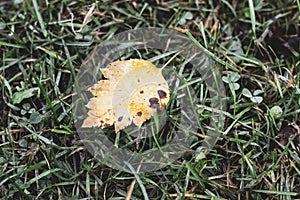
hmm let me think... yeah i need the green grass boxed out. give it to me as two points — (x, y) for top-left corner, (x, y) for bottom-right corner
(1, 0), (300, 199)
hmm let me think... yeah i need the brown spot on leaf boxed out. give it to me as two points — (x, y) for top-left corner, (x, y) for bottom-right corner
(149, 97), (159, 108)
(103, 123), (110, 128)
(140, 90), (144, 94)
(158, 90), (167, 98)
(118, 116), (123, 122)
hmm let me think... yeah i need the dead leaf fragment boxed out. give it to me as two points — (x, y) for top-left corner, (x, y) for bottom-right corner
(277, 122), (300, 150)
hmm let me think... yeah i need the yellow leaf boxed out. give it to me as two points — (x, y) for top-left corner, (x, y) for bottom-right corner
(82, 59), (170, 132)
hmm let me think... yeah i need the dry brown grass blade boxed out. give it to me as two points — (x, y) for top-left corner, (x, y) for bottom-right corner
(72, 3), (96, 34)
(125, 158), (144, 200)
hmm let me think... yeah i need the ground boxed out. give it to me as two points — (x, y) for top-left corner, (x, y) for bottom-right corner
(0, 0), (299, 199)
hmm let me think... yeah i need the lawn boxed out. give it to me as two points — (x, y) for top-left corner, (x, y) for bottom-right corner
(0, 0), (300, 199)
